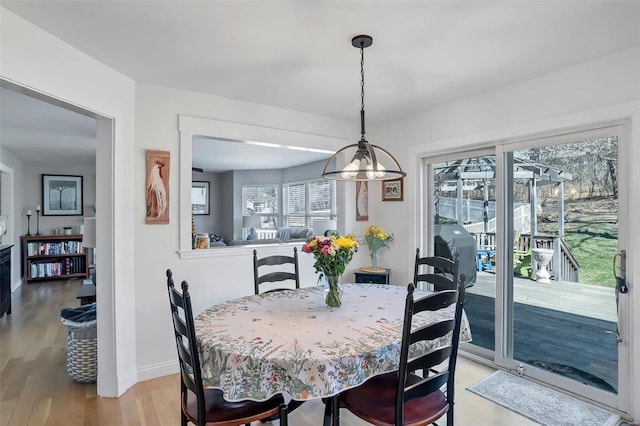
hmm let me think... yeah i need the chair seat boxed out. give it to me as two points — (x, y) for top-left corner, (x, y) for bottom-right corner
(184, 388), (285, 425)
(341, 372), (449, 426)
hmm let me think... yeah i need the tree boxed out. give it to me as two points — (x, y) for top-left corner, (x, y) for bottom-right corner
(518, 137), (618, 200)
(51, 182), (76, 210)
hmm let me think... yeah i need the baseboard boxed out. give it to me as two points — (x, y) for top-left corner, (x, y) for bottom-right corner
(11, 278), (22, 292)
(136, 359), (179, 383)
(113, 368), (137, 397)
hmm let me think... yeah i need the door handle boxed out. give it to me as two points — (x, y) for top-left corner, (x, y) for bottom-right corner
(613, 251), (628, 294)
(616, 276), (628, 294)
(613, 251), (627, 343)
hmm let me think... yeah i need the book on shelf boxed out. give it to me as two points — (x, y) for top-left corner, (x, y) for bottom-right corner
(26, 240), (83, 256)
(28, 256), (87, 278)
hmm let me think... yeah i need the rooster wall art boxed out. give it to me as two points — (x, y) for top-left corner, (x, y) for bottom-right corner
(145, 150), (170, 224)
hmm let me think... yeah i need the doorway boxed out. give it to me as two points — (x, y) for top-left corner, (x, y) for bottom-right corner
(0, 79), (117, 396)
(423, 123), (629, 412)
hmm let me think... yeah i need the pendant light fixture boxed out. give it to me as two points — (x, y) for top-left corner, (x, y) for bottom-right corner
(322, 35), (406, 181)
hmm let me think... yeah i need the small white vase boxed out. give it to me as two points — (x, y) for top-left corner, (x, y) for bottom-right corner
(532, 248), (554, 283)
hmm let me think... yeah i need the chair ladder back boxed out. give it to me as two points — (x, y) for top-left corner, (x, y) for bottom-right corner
(409, 318), (456, 345)
(176, 336), (199, 392)
(396, 252), (464, 425)
(404, 371), (449, 402)
(407, 346), (453, 376)
(253, 248), (300, 294)
(166, 270), (289, 426)
(414, 249), (459, 291)
(422, 255), (456, 270)
(446, 276), (467, 406)
(394, 283), (416, 425)
(412, 290), (458, 314)
(257, 254), (295, 267)
(256, 271), (298, 285)
(166, 270), (206, 424)
(415, 273), (455, 291)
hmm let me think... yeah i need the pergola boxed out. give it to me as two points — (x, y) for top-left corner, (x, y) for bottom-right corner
(434, 156), (573, 239)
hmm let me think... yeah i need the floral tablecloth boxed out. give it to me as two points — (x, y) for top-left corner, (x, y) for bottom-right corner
(194, 283), (472, 402)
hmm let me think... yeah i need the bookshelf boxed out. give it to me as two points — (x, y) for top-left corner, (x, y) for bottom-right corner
(21, 234), (88, 284)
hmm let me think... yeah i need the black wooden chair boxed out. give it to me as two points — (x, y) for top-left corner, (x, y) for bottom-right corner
(253, 248), (300, 295)
(337, 262), (466, 426)
(414, 248), (459, 291)
(165, 270), (288, 426)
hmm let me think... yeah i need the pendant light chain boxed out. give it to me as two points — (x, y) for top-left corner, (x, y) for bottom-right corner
(360, 44), (365, 114)
(360, 43), (366, 139)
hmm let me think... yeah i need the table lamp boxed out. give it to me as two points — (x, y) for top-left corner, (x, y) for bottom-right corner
(242, 215), (261, 240)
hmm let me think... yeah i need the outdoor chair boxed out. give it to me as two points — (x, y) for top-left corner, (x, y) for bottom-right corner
(165, 270), (288, 426)
(337, 264), (466, 425)
(253, 248), (300, 295)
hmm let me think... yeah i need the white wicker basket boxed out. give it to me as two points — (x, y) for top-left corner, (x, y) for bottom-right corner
(62, 318), (97, 383)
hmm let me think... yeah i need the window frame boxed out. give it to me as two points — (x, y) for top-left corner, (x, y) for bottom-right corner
(241, 184), (280, 238)
(283, 178), (337, 229)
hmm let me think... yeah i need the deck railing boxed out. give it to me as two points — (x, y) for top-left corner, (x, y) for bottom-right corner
(470, 232), (580, 282)
(256, 229), (277, 239)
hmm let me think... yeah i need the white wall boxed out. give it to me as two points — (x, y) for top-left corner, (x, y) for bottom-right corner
(133, 82), (360, 380)
(1, 8), (136, 397)
(371, 45), (640, 419)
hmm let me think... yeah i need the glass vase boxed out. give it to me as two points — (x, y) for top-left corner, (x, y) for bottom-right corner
(369, 247), (379, 270)
(323, 275), (343, 308)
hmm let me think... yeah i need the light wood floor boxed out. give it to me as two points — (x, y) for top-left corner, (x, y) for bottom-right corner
(0, 279), (538, 425)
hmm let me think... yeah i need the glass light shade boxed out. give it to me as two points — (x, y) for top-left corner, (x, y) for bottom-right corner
(341, 160), (360, 179)
(322, 140), (405, 181)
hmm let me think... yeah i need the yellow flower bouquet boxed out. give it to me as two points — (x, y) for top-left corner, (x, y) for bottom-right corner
(364, 225), (394, 270)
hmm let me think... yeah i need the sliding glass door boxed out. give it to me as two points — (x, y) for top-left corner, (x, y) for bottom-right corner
(498, 127), (628, 409)
(422, 123), (629, 412)
(425, 149), (498, 358)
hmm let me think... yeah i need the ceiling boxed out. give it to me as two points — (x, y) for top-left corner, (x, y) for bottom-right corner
(2, 1), (640, 170)
(192, 136), (333, 173)
(0, 84), (98, 165)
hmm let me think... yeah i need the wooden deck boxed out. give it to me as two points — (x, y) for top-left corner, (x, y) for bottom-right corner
(469, 271), (616, 322)
(464, 272), (618, 393)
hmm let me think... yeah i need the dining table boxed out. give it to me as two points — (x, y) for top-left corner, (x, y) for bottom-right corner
(194, 283), (472, 424)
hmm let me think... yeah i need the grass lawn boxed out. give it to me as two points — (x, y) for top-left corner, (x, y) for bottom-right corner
(563, 222), (618, 287)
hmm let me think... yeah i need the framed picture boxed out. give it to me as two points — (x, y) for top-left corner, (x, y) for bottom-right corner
(146, 149), (170, 224)
(356, 181), (368, 221)
(382, 178), (404, 201)
(42, 175), (83, 216)
(192, 181), (210, 215)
